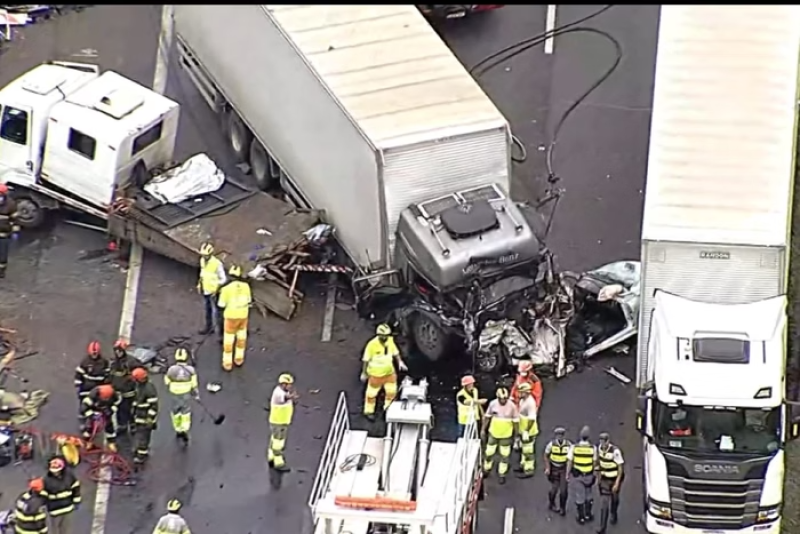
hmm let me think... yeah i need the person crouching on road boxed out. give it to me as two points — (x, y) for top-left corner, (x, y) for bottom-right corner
(80, 384), (120, 452)
(13, 478), (48, 534)
(0, 183), (20, 279)
(456, 375), (486, 437)
(217, 264), (252, 371)
(197, 242), (226, 337)
(567, 425), (597, 524)
(109, 338), (141, 435)
(164, 348), (199, 445)
(152, 499), (191, 534)
(515, 382), (539, 478)
(361, 324), (407, 421)
(544, 426), (570, 516)
(73, 341), (110, 417)
(131, 368), (159, 467)
(268, 373), (298, 473)
(481, 387), (519, 485)
(595, 431), (624, 534)
(41, 456), (81, 534)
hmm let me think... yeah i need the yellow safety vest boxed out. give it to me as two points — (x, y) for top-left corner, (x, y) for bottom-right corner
(270, 388), (294, 426)
(218, 280), (252, 319)
(487, 401), (516, 440)
(199, 256), (223, 294)
(548, 440), (569, 466)
(518, 397), (539, 436)
(363, 336), (398, 378)
(456, 387), (480, 425)
(572, 443), (595, 473)
(164, 365), (198, 396)
(598, 446), (619, 479)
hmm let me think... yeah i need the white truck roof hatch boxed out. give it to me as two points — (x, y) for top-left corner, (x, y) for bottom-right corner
(651, 291), (786, 407)
(0, 62), (98, 110)
(266, 4), (508, 149)
(641, 6), (800, 247)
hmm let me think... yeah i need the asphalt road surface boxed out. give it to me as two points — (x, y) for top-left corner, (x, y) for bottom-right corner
(0, 5), (660, 534)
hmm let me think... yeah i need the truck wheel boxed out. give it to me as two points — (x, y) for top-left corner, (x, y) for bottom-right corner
(14, 197), (45, 229)
(411, 314), (446, 362)
(476, 347), (502, 373)
(226, 111), (252, 162)
(249, 139), (274, 191)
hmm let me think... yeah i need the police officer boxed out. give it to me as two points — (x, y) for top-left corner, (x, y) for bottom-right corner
(109, 338), (141, 434)
(567, 425), (597, 524)
(131, 368), (159, 467)
(74, 341), (110, 414)
(543, 427), (570, 515)
(595, 432), (624, 533)
(41, 456), (81, 534)
(13, 478), (48, 534)
(455, 375), (486, 436)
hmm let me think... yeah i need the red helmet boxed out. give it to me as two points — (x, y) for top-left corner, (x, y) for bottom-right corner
(131, 367), (148, 382)
(518, 361), (533, 374)
(97, 384), (114, 400)
(87, 341), (102, 356)
(113, 338), (129, 350)
(0, 184), (7, 194)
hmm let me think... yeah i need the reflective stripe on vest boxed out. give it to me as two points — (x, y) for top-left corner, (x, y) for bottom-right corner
(572, 444), (595, 473)
(220, 281), (250, 319)
(456, 387), (479, 425)
(199, 256), (222, 294)
(270, 393), (294, 425)
(364, 337), (396, 377)
(598, 447), (619, 479)
(167, 377), (195, 396)
(549, 441), (569, 466)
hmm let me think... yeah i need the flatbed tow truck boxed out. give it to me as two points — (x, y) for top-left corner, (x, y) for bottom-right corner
(310, 378), (482, 534)
(0, 61), (319, 318)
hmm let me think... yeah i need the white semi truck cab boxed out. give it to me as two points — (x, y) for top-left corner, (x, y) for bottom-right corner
(637, 291), (800, 534)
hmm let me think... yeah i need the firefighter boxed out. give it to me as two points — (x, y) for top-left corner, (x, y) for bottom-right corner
(109, 338), (141, 434)
(152, 499), (191, 534)
(567, 425), (597, 524)
(164, 348), (199, 444)
(543, 426), (570, 515)
(13, 478), (48, 534)
(455, 375), (486, 436)
(41, 456), (81, 534)
(515, 382), (539, 478)
(197, 242), (226, 336)
(73, 341), (110, 411)
(80, 384), (120, 452)
(595, 432), (624, 534)
(360, 324), (407, 420)
(131, 368), (159, 466)
(481, 387), (519, 485)
(217, 264), (252, 371)
(510, 360), (543, 408)
(267, 373), (298, 472)
(0, 184), (19, 279)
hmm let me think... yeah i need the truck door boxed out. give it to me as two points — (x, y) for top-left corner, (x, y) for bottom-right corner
(0, 104), (34, 178)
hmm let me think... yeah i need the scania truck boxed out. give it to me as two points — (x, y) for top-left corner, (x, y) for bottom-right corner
(635, 6), (800, 533)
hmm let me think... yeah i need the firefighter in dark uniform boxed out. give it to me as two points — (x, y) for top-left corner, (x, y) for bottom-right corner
(0, 184), (19, 279)
(74, 341), (110, 417)
(109, 338), (141, 434)
(130, 368), (159, 467)
(543, 426), (571, 516)
(41, 456), (81, 534)
(13, 478), (48, 534)
(80, 384), (120, 452)
(595, 431), (625, 534)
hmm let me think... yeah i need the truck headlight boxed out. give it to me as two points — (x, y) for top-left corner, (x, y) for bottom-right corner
(647, 497), (672, 519)
(757, 505), (781, 523)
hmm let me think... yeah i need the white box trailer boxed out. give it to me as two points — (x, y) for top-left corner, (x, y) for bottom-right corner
(173, 5), (511, 271)
(636, 5), (799, 388)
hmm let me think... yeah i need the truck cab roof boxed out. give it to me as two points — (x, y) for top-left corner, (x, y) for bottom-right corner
(0, 62), (99, 112)
(650, 290), (786, 408)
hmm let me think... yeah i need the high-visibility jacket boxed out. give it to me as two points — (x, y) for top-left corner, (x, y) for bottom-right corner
(456, 387), (480, 425)
(485, 399), (518, 439)
(218, 280), (252, 319)
(132, 381), (159, 427)
(269, 385), (294, 425)
(164, 364), (198, 396)
(548, 439), (570, 467)
(518, 395), (539, 436)
(152, 512), (191, 534)
(598, 445), (620, 479)
(362, 336), (399, 377)
(13, 490), (48, 534)
(42, 468), (81, 516)
(571, 441), (596, 473)
(199, 256), (224, 295)
(511, 374), (543, 408)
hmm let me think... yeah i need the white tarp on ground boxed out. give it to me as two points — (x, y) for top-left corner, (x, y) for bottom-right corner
(144, 153), (225, 204)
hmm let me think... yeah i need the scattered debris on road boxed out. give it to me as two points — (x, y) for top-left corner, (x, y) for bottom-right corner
(605, 366), (631, 384)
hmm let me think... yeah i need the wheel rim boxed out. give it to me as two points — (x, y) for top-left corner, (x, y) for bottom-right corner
(418, 321), (440, 353)
(16, 199), (39, 224)
(477, 352), (498, 372)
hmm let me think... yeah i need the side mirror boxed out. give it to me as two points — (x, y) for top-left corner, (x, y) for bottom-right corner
(787, 401), (800, 441)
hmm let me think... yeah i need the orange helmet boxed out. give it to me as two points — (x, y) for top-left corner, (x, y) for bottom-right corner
(518, 361), (533, 374)
(461, 375), (476, 387)
(28, 478), (44, 492)
(97, 384), (114, 400)
(87, 341), (102, 356)
(131, 367), (148, 382)
(113, 338), (129, 350)
(48, 457), (65, 472)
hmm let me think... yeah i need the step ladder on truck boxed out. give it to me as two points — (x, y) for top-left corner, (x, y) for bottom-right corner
(309, 378), (482, 534)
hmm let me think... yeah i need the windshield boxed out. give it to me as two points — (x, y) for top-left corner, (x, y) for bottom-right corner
(653, 401), (781, 456)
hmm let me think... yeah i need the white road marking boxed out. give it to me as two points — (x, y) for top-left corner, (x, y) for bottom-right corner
(503, 507), (515, 534)
(321, 273), (337, 342)
(90, 5), (173, 534)
(545, 4), (557, 54)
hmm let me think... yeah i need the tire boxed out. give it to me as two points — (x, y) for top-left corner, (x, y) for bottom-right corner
(226, 110), (252, 162)
(476, 346), (503, 374)
(14, 196), (45, 229)
(249, 139), (274, 191)
(411, 314), (447, 361)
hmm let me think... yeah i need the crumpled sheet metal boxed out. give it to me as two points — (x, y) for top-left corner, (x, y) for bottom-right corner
(478, 318), (561, 366)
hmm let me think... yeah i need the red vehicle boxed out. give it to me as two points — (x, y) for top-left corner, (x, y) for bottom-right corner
(418, 4), (504, 20)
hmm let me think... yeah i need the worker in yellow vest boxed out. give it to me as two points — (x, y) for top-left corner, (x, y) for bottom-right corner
(455, 375), (486, 436)
(515, 382), (539, 478)
(567, 425), (597, 524)
(360, 324), (407, 420)
(197, 242), (226, 336)
(268, 373), (298, 472)
(217, 265), (252, 371)
(481, 387), (519, 484)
